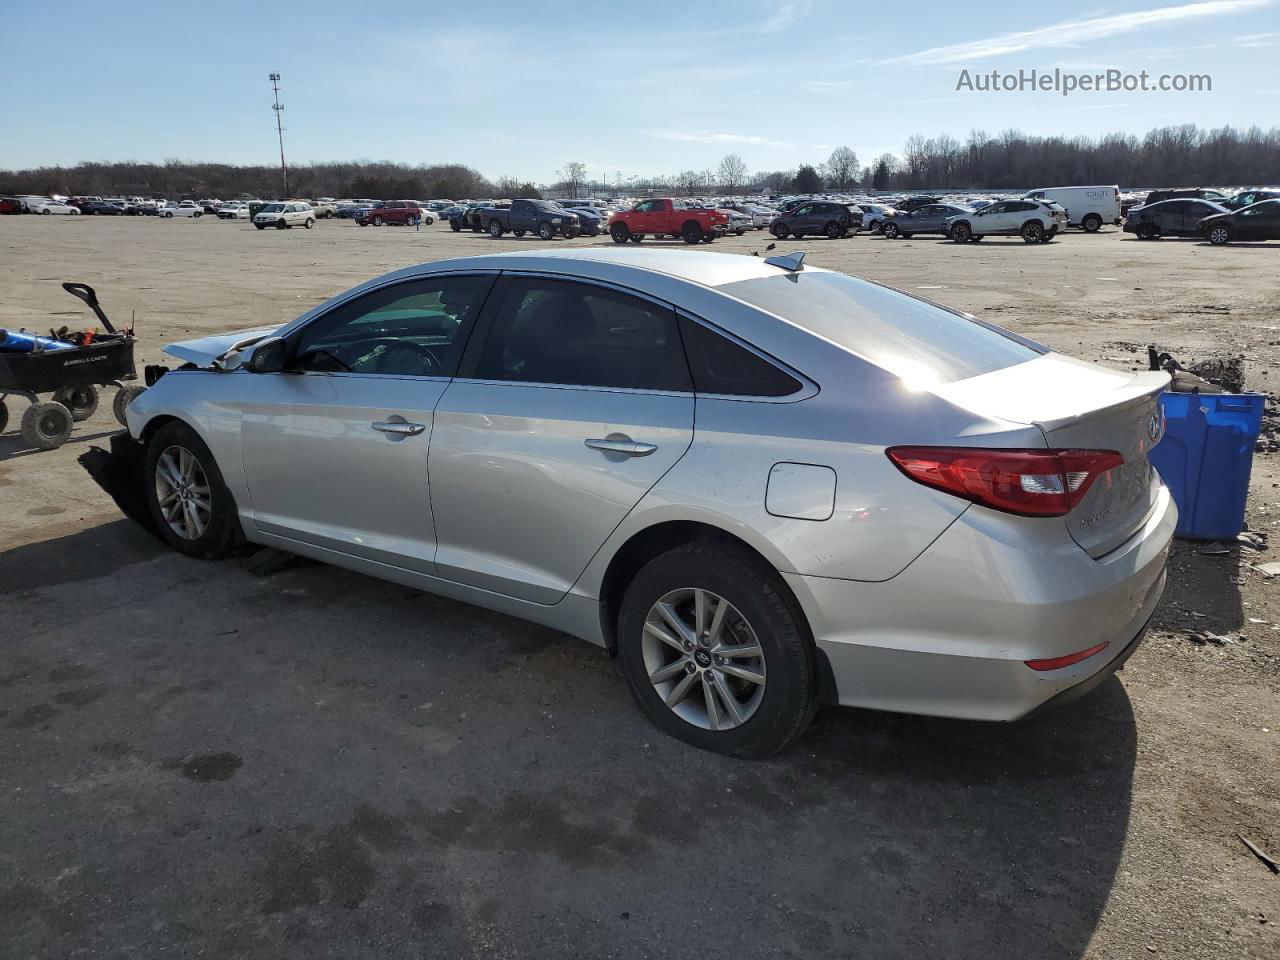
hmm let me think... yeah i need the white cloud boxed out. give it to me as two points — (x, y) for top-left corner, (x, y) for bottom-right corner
(649, 129), (783, 147)
(886, 0), (1272, 65)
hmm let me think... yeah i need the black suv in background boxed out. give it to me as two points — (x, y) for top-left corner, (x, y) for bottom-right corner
(1223, 189), (1280, 210)
(770, 201), (858, 239)
(1142, 187), (1230, 206)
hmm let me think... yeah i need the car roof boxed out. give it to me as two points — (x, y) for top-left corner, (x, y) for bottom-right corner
(405, 248), (808, 289)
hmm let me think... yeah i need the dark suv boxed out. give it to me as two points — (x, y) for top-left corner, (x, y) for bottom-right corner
(1223, 189), (1280, 210)
(770, 201), (857, 239)
(1198, 199), (1280, 245)
(1142, 187), (1230, 206)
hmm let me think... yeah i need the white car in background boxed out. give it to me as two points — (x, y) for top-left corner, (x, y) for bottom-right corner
(159, 201), (204, 218)
(946, 198), (1069, 244)
(217, 203), (251, 219)
(253, 201), (316, 230)
(31, 199), (81, 215)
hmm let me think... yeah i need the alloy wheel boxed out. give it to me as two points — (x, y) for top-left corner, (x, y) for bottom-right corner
(641, 587), (766, 732)
(154, 445), (212, 541)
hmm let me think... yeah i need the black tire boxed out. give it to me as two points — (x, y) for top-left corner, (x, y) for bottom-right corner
(1137, 223), (1160, 240)
(950, 222), (972, 243)
(538, 221), (554, 241)
(901, 232), (912, 239)
(304, 218), (314, 229)
(451, 220), (462, 232)
(972, 235), (984, 241)
(20, 401), (73, 450)
(735, 228), (747, 236)
(144, 421), (240, 559)
(824, 221), (840, 239)
(0, 398), (8, 434)
(616, 544), (817, 758)
(113, 385), (146, 425)
(682, 221), (704, 244)
(610, 223), (631, 244)
(868, 219), (882, 233)
(513, 228), (526, 238)
(1208, 225), (1232, 245)
(256, 224), (266, 230)
(1021, 220), (1044, 243)
(771, 223), (789, 239)
(629, 234), (645, 243)
(488, 219), (504, 238)
(882, 221), (900, 239)
(52, 384), (99, 422)
(1081, 213), (1102, 233)
(372, 216), (384, 227)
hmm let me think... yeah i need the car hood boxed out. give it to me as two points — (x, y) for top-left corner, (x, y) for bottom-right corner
(163, 327), (279, 365)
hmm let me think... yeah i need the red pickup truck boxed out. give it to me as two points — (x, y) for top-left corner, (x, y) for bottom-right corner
(609, 198), (729, 244)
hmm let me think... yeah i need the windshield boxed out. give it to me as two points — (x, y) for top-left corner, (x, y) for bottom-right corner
(719, 270), (1044, 386)
(262, 203), (284, 212)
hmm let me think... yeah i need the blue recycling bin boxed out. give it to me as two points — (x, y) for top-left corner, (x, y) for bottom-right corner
(1149, 392), (1266, 540)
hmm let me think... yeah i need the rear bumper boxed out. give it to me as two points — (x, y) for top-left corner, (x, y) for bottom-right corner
(784, 484), (1176, 721)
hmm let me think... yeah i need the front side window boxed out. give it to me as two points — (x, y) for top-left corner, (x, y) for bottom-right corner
(291, 275), (493, 377)
(473, 277), (690, 391)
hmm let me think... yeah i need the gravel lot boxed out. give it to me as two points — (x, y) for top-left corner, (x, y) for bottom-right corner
(1, 215), (1277, 959)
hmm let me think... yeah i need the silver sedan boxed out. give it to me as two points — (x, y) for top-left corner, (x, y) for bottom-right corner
(126, 248), (1175, 757)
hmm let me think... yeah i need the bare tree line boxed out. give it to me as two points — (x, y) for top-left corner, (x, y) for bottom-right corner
(3, 124), (1278, 201)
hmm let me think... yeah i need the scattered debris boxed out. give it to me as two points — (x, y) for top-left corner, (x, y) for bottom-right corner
(1251, 562), (1280, 579)
(1238, 531), (1268, 551)
(1188, 630), (1233, 645)
(1238, 835), (1279, 875)
(1198, 542), (1232, 556)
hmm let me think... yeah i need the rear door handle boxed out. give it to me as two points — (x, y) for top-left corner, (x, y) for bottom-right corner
(585, 437), (657, 457)
(372, 419), (426, 437)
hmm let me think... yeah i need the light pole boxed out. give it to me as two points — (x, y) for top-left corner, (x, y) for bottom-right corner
(269, 73), (289, 198)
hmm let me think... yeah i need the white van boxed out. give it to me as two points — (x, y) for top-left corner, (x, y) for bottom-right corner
(1022, 185), (1120, 232)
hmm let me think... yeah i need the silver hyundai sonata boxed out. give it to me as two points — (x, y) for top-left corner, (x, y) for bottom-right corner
(126, 248), (1175, 757)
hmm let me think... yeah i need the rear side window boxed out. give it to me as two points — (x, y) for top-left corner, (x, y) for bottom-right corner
(719, 271), (1044, 386)
(474, 277), (691, 391)
(679, 317), (802, 397)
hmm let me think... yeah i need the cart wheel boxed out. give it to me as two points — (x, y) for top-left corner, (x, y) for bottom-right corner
(52, 384), (100, 422)
(0, 398), (8, 434)
(20, 401), (74, 450)
(113, 385), (146, 425)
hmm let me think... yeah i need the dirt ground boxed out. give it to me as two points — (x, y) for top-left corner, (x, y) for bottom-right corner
(1, 214), (1277, 960)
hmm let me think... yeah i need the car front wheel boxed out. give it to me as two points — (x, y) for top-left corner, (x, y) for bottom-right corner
(610, 223), (630, 244)
(145, 421), (240, 559)
(618, 544), (817, 758)
(950, 222), (972, 243)
(1208, 225), (1232, 245)
(1021, 221), (1044, 242)
(771, 223), (789, 239)
(304, 218), (314, 229)
(882, 222), (900, 239)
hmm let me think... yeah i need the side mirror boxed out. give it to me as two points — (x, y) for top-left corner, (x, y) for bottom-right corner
(245, 337), (287, 373)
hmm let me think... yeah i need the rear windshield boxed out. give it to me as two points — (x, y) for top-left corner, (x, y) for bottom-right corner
(719, 271), (1044, 385)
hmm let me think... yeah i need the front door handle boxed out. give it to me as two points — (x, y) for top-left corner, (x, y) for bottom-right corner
(372, 418), (426, 438)
(585, 437), (657, 457)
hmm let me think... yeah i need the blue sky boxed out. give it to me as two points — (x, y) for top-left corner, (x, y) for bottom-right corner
(3, 0), (1277, 182)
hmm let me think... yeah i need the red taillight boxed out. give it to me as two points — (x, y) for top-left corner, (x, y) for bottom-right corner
(1025, 641), (1109, 671)
(885, 447), (1124, 517)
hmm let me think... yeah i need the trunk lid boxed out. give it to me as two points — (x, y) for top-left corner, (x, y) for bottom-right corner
(931, 354), (1169, 557)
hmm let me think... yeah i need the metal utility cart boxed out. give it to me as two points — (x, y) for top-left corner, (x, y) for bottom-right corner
(0, 283), (145, 449)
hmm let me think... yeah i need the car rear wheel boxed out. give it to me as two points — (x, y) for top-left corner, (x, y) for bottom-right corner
(1021, 221), (1044, 243)
(451, 220), (462, 232)
(513, 228), (525, 237)
(373, 216), (384, 227)
(882, 222), (900, 239)
(304, 218), (314, 229)
(1137, 223), (1160, 240)
(950, 222), (972, 243)
(610, 223), (630, 244)
(1081, 213), (1103, 232)
(145, 421), (240, 559)
(629, 233), (645, 243)
(617, 544), (817, 758)
(1208, 225), (1232, 245)
(771, 223), (789, 239)
(682, 221), (704, 244)
(52, 385), (99, 422)
(489, 220), (504, 238)
(824, 221), (841, 239)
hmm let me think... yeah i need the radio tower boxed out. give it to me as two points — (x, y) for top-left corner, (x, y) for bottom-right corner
(269, 73), (289, 198)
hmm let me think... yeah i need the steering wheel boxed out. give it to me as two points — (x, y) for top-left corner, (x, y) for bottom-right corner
(375, 341), (442, 376)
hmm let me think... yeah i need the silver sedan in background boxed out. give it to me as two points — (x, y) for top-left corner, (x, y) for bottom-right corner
(126, 248), (1174, 757)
